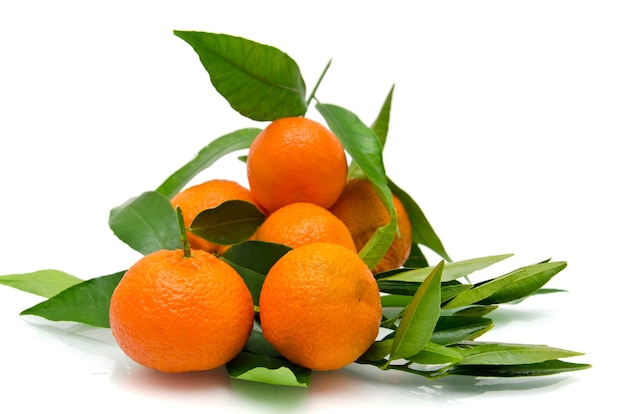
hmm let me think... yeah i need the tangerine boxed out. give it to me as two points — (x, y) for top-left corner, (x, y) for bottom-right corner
(109, 248), (254, 373)
(246, 117), (348, 213)
(252, 202), (356, 251)
(259, 242), (382, 371)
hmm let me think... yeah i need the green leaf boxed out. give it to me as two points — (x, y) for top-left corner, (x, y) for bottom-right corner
(316, 103), (396, 269)
(388, 261), (443, 362)
(452, 341), (585, 365)
(348, 85), (394, 179)
(377, 280), (421, 296)
(377, 280), (470, 302)
(441, 283), (473, 302)
(445, 359), (592, 377)
(221, 241), (291, 305)
(407, 342), (463, 365)
(348, 85), (395, 178)
(316, 103), (390, 207)
(222, 240), (291, 276)
(174, 31), (307, 121)
(371, 85), (394, 148)
(443, 261), (566, 309)
(388, 179), (452, 262)
(479, 261), (567, 305)
(453, 305), (499, 317)
(0, 270), (82, 298)
(379, 253), (513, 283)
(156, 128), (261, 199)
(222, 264), (265, 307)
(359, 357), (590, 379)
(430, 316), (494, 345)
(189, 200), (266, 246)
(109, 191), (181, 255)
(20, 271), (125, 328)
(227, 351), (311, 387)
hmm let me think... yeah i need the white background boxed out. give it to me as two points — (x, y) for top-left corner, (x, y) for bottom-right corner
(1, 1), (624, 412)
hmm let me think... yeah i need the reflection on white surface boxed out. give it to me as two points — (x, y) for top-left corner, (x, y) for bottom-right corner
(1, 306), (590, 413)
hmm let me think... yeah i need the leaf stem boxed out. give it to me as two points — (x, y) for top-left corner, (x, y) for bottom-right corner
(306, 58), (332, 108)
(176, 206), (192, 258)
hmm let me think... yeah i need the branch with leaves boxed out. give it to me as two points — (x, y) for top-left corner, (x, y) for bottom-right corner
(0, 31), (589, 388)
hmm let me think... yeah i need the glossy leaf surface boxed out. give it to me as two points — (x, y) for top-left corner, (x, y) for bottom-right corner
(444, 261), (566, 309)
(379, 253), (513, 282)
(109, 191), (181, 256)
(189, 200), (265, 246)
(174, 31), (307, 121)
(430, 316), (494, 345)
(452, 341), (585, 365)
(407, 342), (463, 365)
(20, 271), (125, 328)
(479, 261), (567, 305)
(388, 261), (443, 361)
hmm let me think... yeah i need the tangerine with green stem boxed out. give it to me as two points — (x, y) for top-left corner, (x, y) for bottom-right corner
(109, 208), (254, 373)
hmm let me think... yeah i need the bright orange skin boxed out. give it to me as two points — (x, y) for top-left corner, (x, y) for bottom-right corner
(252, 202), (356, 252)
(329, 178), (413, 274)
(109, 249), (254, 373)
(259, 242), (382, 371)
(246, 117), (348, 213)
(170, 179), (263, 254)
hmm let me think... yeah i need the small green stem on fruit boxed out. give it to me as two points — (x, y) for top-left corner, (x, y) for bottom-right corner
(176, 206), (192, 258)
(306, 58), (332, 108)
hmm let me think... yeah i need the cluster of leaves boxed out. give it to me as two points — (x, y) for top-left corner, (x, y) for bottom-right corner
(0, 32), (589, 387)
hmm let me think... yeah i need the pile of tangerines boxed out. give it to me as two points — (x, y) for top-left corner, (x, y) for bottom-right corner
(109, 116), (412, 373)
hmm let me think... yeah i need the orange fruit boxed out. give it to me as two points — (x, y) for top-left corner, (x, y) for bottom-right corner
(329, 178), (413, 274)
(109, 248), (254, 373)
(259, 242), (382, 371)
(170, 179), (263, 254)
(246, 117), (348, 213)
(251, 202), (356, 251)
